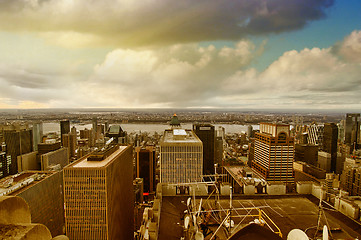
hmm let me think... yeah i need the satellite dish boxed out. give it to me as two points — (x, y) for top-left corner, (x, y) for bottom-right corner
(195, 231), (204, 240)
(184, 215), (190, 229)
(287, 229), (309, 240)
(323, 225), (329, 240)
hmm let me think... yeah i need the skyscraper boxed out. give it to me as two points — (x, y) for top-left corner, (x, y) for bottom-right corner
(4, 129), (33, 175)
(193, 123), (215, 175)
(160, 129), (202, 184)
(252, 123), (294, 183)
(307, 124), (324, 147)
(322, 123), (338, 172)
(135, 146), (156, 193)
(63, 145), (134, 240)
(60, 120), (70, 146)
(32, 122), (43, 152)
(62, 133), (77, 159)
(345, 113), (360, 149)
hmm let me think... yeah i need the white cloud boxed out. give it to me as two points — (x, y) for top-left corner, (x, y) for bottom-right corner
(337, 30), (361, 63)
(1, 30), (361, 110)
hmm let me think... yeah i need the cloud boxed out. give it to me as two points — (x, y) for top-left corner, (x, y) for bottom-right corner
(80, 40), (259, 107)
(335, 30), (361, 62)
(75, 30), (361, 109)
(1, 30), (361, 110)
(0, 0), (334, 47)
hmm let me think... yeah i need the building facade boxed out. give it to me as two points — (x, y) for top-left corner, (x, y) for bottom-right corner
(160, 129), (203, 184)
(4, 129), (33, 175)
(307, 124), (324, 147)
(345, 113), (360, 148)
(135, 146), (156, 193)
(294, 144), (318, 166)
(322, 123), (338, 172)
(252, 123), (294, 183)
(60, 120), (70, 146)
(193, 123), (215, 175)
(63, 145), (134, 240)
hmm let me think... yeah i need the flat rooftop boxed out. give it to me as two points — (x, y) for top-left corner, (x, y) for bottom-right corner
(162, 129), (201, 143)
(0, 171), (54, 196)
(70, 145), (128, 168)
(158, 195), (361, 240)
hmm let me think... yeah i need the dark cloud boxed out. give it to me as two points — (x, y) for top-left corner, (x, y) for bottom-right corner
(246, 0), (334, 34)
(0, 0), (334, 46)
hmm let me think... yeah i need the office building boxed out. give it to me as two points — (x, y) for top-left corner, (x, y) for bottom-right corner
(17, 151), (38, 172)
(345, 113), (360, 148)
(193, 123), (215, 175)
(294, 144), (318, 166)
(41, 147), (69, 170)
(338, 120), (345, 142)
(135, 146), (156, 193)
(60, 120), (70, 146)
(106, 125), (127, 145)
(92, 117), (98, 144)
(322, 123), (338, 172)
(4, 129), (33, 175)
(1, 171), (65, 236)
(247, 125), (253, 138)
(160, 129), (203, 184)
(251, 123), (294, 183)
(307, 124), (324, 147)
(318, 151), (332, 173)
(64, 145), (134, 240)
(62, 133), (77, 159)
(80, 128), (93, 147)
(32, 122), (43, 151)
(0, 151), (11, 179)
(215, 126), (225, 164)
(38, 141), (61, 155)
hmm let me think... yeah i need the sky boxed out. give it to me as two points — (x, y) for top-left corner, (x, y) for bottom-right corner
(0, 0), (360, 110)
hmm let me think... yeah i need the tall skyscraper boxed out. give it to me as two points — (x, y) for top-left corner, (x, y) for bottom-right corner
(322, 123), (338, 172)
(63, 145), (134, 240)
(62, 133), (77, 159)
(60, 120), (70, 146)
(4, 129), (33, 175)
(160, 129), (203, 184)
(32, 122), (43, 151)
(345, 113), (360, 148)
(252, 123), (294, 183)
(135, 146), (156, 193)
(92, 116), (98, 143)
(307, 124), (324, 147)
(193, 123), (215, 175)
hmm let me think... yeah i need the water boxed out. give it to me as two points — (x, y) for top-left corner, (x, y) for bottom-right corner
(42, 122), (259, 135)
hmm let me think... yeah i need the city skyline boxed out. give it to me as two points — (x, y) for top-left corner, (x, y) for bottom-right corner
(0, 0), (360, 110)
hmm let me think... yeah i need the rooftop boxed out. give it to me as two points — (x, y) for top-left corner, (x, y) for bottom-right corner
(158, 195), (360, 240)
(0, 171), (54, 196)
(69, 145), (128, 168)
(162, 129), (201, 144)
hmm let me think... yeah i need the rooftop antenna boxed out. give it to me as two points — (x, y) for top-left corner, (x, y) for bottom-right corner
(314, 189), (333, 240)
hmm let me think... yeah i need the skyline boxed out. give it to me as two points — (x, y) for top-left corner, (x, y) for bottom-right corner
(0, 0), (360, 110)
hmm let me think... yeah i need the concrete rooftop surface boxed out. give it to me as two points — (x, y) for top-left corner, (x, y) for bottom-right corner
(158, 195), (361, 240)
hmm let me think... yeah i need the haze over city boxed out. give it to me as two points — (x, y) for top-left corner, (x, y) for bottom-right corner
(0, 0), (360, 110)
